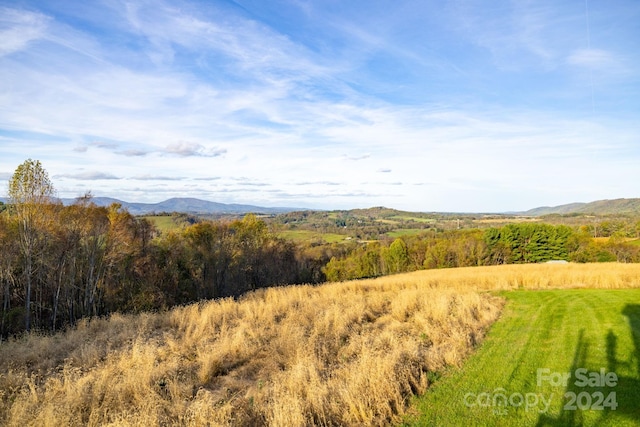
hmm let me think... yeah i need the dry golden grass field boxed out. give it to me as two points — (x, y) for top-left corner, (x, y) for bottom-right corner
(1, 263), (639, 426)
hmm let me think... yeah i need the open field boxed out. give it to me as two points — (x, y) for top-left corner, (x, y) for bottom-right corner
(387, 215), (435, 224)
(474, 216), (541, 224)
(2, 263), (640, 426)
(142, 215), (178, 232)
(406, 288), (640, 426)
(386, 228), (428, 238)
(0, 272), (502, 426)
(275, 229), (348, 243)
(381, 262), (640, 292)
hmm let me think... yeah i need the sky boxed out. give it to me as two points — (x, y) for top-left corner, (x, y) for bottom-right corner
(1, 0), (639, 212)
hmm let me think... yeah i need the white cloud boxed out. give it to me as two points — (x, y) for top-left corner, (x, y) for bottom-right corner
(92, 141), (118, 149)
(295, 181), (341, 186)
(0, 7), (49, 57)
(567, 48), (617, 68)
(116, 149), (149, 157)
(56, 172), (121, 180)
(450, 1), (563, 69)
(345, 153), (371, 161)
(118, 0), (330, 81)
(131, 175), (186, 181)
(163, 142), (226, 157)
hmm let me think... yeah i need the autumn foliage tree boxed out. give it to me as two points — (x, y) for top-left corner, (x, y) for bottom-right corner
(8, 159), (55, 331)
(0, 160), (312, 335)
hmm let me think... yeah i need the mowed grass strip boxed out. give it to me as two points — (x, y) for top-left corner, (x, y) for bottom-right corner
(405, 289), (640, 427)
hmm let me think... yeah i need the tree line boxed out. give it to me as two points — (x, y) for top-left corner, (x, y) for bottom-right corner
(1, 160), (334, 336)
(322, 223), (640, 282)
(0, 197), (331, 335)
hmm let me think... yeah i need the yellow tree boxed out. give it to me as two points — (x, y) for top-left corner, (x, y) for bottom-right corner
(8, 159), (55, 331)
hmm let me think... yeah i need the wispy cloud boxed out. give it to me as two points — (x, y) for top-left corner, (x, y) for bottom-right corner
(92, 141), (118, 149)
(55, 171), (121, 180)
(163, 142), (226, 157)
(116, 149), (149, 157)
(238, 182), (270, 187)
(567, 48), (618, 68)
(131, 175), (186, 181)
(0, 7), (49, 57)
(295, 181), (341, 186)
(344, 153), (371, 161)
(451, 1), (562, 69)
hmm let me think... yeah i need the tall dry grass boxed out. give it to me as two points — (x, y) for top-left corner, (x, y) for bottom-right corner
(1, 262), (638, 426)
(380, 262), (640, 291)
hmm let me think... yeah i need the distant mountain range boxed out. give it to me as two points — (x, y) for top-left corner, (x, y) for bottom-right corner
(80, 197), (303, 215)
(0, 196), (300, 215)
(1, 196), (640, 216)
(522, 198), (640, 216)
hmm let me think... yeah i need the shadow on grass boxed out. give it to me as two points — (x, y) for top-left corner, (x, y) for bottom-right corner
(536, 305), (640, 426)
(535, 329), (588, 426)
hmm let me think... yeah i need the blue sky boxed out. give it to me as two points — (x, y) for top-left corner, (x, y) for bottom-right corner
(1, 0), (639, 212)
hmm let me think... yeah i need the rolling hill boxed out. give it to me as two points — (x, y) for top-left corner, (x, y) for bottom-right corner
(524, 198), (640, 216)
(3, 196), (640, 216)
(0, 196), (299, 215)
(85, 197), (302, 215)
(79, 197), (300, 215)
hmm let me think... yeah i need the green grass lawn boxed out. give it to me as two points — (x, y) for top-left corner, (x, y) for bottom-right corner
(388, 215), (435, 223)
(405, 289), (640, 426)
(142, 215), (178, 232)
(386, 228), (428, 238)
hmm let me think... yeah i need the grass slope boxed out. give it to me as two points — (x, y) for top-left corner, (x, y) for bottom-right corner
(406, 289), (640, 426)
(2, 263), (640, 426)
(0, 276), (501, 426)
